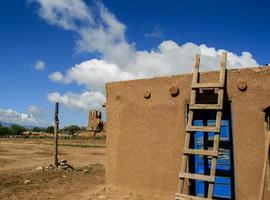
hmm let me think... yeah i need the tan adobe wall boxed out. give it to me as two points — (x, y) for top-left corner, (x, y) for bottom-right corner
(105, 66), (270, 199)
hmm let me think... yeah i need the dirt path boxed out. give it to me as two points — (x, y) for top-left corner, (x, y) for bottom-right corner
(0, 139), (105, 171)
(0, 139), (106, 200)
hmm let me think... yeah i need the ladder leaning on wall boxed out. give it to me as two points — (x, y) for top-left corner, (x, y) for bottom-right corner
(175, 52), (227, 200)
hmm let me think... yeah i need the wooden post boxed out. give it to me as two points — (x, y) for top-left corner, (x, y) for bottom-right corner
(54, 102), (59, 167)
(259, 114), (270, 200)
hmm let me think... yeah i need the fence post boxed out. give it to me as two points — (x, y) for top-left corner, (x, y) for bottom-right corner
(54, 102), (59, 167)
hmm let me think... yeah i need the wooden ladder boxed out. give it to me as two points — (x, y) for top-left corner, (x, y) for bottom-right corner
(175, 52), (227, 200)
(259, 111), (270, 200)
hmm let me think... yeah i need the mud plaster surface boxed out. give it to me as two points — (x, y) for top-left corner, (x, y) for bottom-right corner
(106, 66), (270, 199)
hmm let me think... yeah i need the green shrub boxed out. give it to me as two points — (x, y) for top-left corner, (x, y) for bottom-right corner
(10, 124), (26, 135)
(0, 126), (11, 136)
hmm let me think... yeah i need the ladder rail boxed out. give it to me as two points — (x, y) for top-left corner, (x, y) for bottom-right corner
(176, 52), (227, 199)
(177, 54), (200, 194)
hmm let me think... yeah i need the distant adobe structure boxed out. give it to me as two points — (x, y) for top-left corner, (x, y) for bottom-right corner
(87, 110), (104, 135)
(105, 64), (270, 199)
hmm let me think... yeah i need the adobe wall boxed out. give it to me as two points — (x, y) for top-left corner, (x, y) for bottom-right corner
(105, 66), (270, 199)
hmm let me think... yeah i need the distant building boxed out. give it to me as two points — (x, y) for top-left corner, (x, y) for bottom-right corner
(87, 110), (104, 132)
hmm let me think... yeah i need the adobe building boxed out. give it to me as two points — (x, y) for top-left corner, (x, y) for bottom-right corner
(105, 61), (270, 199)
(87, 110), (103, 132)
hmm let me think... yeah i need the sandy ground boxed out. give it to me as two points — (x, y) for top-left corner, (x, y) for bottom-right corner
(0, 139), (106, 172)
(0, 139), (163, 200)
(0, 138), (106, 200)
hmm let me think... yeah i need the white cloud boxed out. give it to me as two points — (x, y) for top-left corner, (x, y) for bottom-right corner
(31, 0), (259, 111)
(49, 71), (64, 82)
(63, 59), (135, 90)
(0, 108), (37, 125)
(28, 105), (39, 113)
(47, 91), (105, 111)
(35, 60), (45, 70)
(29, 0), (92, 30)
(54, 42), (258, 92)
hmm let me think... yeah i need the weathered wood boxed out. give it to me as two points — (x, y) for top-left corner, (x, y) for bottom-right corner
(217, 89), (224, 110)
(192, 82), (223, 89)
(259, 117), (270, 200)
(208, 128), (221, 198)
(176, 53), (227, 199)
(189, 104), (222, 110)
(177, 112), (193, 193)
(192, 54), (200, 85)
(54, 102), (59, 167)
(219, 52), (227, 85)
(179, 173), (215, 182)
(183, 148), (218, 157)
(175, 193), (212, 200)
(177, 55), (200, 194)
(186, 126), (219, 133)
(207, 54), (226, 198)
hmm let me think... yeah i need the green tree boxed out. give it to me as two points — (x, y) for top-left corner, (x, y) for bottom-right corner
(10, 124), (26, 135)
(32, 127), (44, 132)
(0, 126), (11, 136)
(62, 125), (81, 135)
(45, 126), (54, 133)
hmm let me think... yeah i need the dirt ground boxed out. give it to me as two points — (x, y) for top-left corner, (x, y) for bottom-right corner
(0, 138), (163, 200)
(0, 138), (108, 200)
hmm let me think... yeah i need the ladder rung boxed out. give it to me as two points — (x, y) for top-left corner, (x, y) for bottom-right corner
(175, 193), (212, 200)
(192, 82), (223, 89)
(179, 173), (215, 182)
(186, 126), (219, 133)
(183, 148), (218, 157)
(189, 104), (221, 110)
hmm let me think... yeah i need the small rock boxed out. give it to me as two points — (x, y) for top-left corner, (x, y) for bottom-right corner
(24, 180), (31, 184)
(35, 166), (43, 170)
(60, 165), (69, 170)
(59, 162), (67, 166)
(84, 169), (89, 174)
(62, 175), (67, 178)
(60, 159), (67, 163)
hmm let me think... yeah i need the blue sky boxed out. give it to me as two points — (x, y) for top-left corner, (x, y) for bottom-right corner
(0, 0), (269, 127)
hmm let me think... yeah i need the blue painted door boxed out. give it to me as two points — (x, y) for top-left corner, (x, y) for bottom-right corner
(193, 119), (234, 199)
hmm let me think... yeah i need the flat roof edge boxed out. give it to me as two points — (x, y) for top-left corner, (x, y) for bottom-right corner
(106, 65), (270, 86)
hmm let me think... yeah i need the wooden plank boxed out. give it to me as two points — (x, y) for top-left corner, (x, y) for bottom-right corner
(177, 142), (189, 193)
(207, 130), (221, 198)
(192, 82), (223, 89)
(189, 104), (221, 110)
(54, 102), (59, 167)
(183, 148), (218, 157)
(207, 54), (226, 198)
(176, 55), (199, 195)
(192, 54), (200, 85)
(219, 52), (227, 85)
(215, 111), (222, 130)
(186, 126), (219, 133)
(187, 110), (194, 131)
(175, 193), (212, 200)
(179, 173), (215, 182)
(217, 89), (224, 110)
(259, 125), (270, 200)
(177, 111), (194, 193)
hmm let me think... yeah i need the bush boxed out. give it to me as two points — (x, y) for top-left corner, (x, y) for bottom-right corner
(10, 124), (26, 135)
(62, 125), (81, 135)
(0, 126), (11, 136)
(45, 126), (54, 134)
(32, 127), (44, 132)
